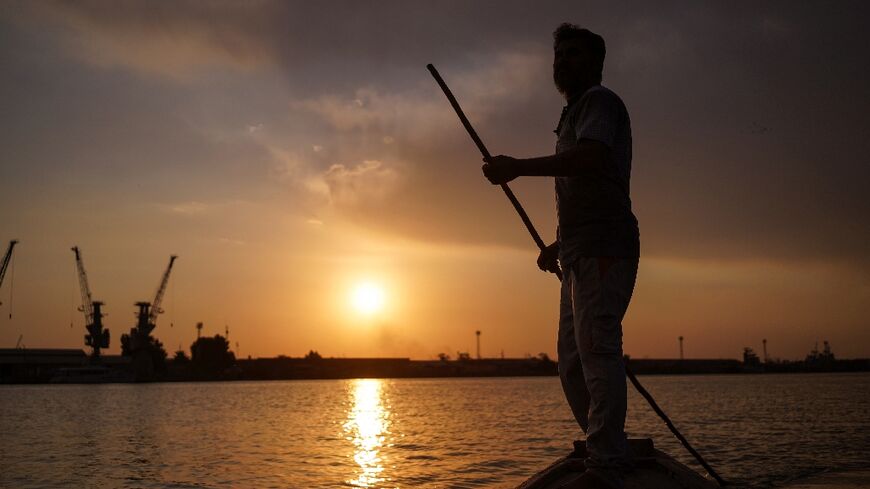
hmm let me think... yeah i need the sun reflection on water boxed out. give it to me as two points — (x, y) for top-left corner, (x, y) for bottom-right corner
(344, 379), (392, 488)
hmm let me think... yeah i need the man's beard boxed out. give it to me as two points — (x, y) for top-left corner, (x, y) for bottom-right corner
(553, 68), (583, 97)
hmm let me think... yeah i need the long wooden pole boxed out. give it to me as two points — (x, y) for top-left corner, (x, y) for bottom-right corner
(428, 63), (726, 486)
(426, 64), (561, 281)
(625, 368), (727, 485)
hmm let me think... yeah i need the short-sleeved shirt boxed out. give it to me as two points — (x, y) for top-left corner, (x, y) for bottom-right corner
(555, 85), (639, 265)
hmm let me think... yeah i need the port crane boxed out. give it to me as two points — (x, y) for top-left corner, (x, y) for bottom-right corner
(72, 246), (109, 360)
(1, 240), (18, 317)
(133, 255), (177, 341)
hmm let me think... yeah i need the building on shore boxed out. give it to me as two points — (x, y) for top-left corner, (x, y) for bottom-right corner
(0, 348), (87, 383)
(0, 348), (132, 383)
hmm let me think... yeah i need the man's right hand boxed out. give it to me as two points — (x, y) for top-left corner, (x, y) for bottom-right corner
(481, 155), (520, 185)
(537, 242), (560, 274)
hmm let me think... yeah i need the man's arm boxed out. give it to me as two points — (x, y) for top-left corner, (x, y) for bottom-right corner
(481, 139), (609, 185)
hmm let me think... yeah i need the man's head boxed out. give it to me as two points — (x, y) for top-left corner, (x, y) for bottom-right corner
(552, 24), (605, 98)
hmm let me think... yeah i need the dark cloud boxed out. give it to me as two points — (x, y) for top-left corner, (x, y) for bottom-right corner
(2, 0), (868, 271)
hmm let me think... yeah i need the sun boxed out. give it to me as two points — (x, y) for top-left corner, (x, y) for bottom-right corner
(350, 282), (386, 315)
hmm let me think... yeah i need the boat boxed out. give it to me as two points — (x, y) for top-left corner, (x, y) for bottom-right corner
(517, 438), (719, 489)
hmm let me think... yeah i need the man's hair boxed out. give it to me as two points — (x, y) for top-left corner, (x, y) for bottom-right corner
(553, 23), (605, 83)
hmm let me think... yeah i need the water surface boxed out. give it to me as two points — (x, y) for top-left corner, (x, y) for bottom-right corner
(1, 373), (868, 488)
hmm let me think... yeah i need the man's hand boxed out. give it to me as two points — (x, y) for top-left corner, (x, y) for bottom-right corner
(482, 155), (520, 185)
(537, 241), (560, 274)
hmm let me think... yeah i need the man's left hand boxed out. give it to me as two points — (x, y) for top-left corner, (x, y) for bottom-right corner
(482, 155), (520, 185)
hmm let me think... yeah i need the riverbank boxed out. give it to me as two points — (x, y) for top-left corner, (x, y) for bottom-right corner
(2, 348), (868, 383)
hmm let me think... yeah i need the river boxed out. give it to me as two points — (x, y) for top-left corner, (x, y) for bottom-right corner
(1, 373), (868, 488)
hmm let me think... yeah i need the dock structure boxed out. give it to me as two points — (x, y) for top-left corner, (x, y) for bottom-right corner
(123, 255), (177, 381)
(0, 348), (87, 383)
(71, 246), (110, 362)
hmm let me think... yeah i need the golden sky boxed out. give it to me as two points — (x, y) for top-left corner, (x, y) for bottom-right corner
(0, 1), (867, 360)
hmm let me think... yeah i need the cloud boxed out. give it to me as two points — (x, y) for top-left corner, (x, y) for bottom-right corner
(5, 0), (868, 269)
(322, 160), (402, 207)
(292, 50), (547, 139)
(292, 86), (451, 142)
(20, 1), (277, 80)
(294, 89), (392, 132)
(217, 237), (246, 246)
(161, 201), (211, 216)
(211, 47), (555, 246)
(262, 146), (306, 182)
(13, 1), (553, 90)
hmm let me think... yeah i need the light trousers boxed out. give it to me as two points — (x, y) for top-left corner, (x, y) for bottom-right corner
(558, 257), (638, 485)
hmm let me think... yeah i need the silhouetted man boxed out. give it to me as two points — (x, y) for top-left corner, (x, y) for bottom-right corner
(483, 24), (639, 489)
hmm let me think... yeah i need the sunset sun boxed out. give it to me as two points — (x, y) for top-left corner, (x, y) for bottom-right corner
(350, 282), (386, 315)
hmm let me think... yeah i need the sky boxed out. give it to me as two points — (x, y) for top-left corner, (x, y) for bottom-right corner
(0, 1), (867, 360)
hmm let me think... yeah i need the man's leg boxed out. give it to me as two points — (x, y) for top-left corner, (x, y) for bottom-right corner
(571, 257), (638, 488)
(558, 265), (591, 434)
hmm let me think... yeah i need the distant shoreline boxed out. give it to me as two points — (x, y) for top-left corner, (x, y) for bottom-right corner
(3, 369), (869, 385)
(2, 348), (868, 384)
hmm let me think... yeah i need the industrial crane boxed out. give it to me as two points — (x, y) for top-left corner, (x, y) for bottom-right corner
(133, 255), (177, 340)
(1, 240), (18, 317)
(72, 246), (109, 360)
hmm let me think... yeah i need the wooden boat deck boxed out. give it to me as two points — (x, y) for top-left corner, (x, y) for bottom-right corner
(517, 439), (719, 489)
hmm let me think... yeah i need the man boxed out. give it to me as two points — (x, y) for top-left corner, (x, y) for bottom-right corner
(482, 24), (639, 489)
